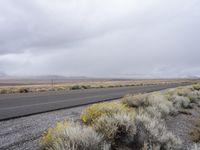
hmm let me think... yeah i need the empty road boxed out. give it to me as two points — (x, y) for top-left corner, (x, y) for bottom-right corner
(0, 83), (189, 120)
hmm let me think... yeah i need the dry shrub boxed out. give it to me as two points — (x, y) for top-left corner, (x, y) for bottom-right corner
(193, 84), (200, 91)
(141, 142), (161, 150)
(122, 93), (175, 118)
(175, 87), (192, 96)
(172, 86), (200, 104)
(0, 89), (7, 94)
(166, 85), (200, 108)
(147, 93), (175, 117)
(187, 91), (200, 103)
(134, 111), (181, 150)
(190, 119), (200, 143)
(93, 112), (136, 148)
(19, 87), (29, 93)
(171, 95), (191, 109)
(122, 93), (149, 108)
(190, 130), (200, 143)
(70, 85), (82, 90)
(178, 109), (192, 115)
(80, 101), (133, 125)
(190, 144), (200, 150)
(141, 106), (162, 119)
(40, 121), (109, 150)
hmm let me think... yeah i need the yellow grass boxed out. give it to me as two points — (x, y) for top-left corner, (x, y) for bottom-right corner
(80, 101), (135, 125)
(41, 121), (70, 145)
(0, 79), (195, 94)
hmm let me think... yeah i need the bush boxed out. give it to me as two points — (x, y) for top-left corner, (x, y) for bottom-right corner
(171, 95), (190, 109)
(93, 112), (136, 148)
(176, 88), (192, 97)
(80, 101), (134, 125)
(70, 85), (82, 90)
(40, 121), (109, 150)
(122, 93), (150, 108)
(190, 119), (200, 143)
(190, 129), (200, 143)
(187, 91), (200, 103)
(41, 121), (71, 146)
(122, 93), (175, 118)
(134, 111), (181, 150)
(190, 144), (200, 150)
(147, 94), (175, 117)
(19, 88), (29, 93)
(0, 89), (7, 94)
(81, 85), (91, 89)
(139, 107), (162, 119)
(193, 84), (200, 91)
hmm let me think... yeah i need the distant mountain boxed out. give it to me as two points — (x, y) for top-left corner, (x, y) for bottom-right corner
(26, 75), (89, 80)
(0, 75), (90, 80)
(185, 75), (200, 79)
(0, 72), (8, 78)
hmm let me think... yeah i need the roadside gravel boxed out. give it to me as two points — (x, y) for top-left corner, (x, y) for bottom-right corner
(166, 104), (200, 150)
(0, 105), (86, 150)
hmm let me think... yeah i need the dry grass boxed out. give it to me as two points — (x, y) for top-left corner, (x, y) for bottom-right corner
(0, 79), (194, 94)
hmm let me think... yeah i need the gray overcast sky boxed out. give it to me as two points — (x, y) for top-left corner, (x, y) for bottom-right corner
(0, 0), (200, 78)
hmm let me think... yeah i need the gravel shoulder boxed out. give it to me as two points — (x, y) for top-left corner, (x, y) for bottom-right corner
(0, 105), (86, 150)
(166, 104), (200, 150)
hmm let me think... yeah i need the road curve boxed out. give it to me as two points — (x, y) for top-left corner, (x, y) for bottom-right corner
(0, 83), (189, 121)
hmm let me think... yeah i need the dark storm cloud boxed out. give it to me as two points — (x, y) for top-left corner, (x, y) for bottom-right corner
(0, 0), (200, 77)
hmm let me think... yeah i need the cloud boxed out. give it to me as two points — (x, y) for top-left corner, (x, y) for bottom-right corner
(0, 0), (200, 77)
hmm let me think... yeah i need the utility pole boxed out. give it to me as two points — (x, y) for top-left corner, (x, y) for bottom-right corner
(51, 79), (54, 90)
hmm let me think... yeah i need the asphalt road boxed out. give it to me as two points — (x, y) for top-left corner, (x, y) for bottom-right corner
(0, 83), (189, 121)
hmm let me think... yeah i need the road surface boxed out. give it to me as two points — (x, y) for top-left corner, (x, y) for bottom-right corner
(0, 83), (189, 120)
